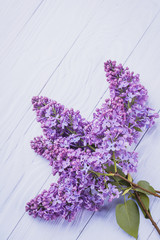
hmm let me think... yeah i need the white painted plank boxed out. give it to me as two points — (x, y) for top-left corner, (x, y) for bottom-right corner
(0, 0), (43, 60)
(1, 1), (160, 240)
(0, 0), (102, 148)
(93, 10), (160, 114)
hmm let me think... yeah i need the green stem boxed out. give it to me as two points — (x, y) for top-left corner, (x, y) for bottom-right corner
(91, 170), (160, 198)
(65, 126), (76, 134)
(89, 170), (114, 177)
(113, 176), (125, 191)
(112, 152), (117, 173)
(86, 144), (95, 151)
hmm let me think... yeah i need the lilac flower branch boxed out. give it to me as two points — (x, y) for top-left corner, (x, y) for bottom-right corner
(27, 60), (160, 238)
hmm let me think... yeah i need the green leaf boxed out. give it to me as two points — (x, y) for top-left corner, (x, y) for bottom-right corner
(122, 187), (132, 196)
(116, 200), (140, 239)
(136, 180), (156, 195)
(133, 126), (142, 132)
(105, 164), (126, 179)
(110, 180), (130, 188)
(135, 193), (150, 218)
(128, 173), (133, 182)
(119, 179), (131, 187)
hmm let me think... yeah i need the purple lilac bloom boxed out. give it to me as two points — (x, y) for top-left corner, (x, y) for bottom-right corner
(32, 96), (89, 143)
(104, 60), (158, 130)
(26, 148), (120, 221)
(83, 60), (158, 174)
(26, 60), (158, 221)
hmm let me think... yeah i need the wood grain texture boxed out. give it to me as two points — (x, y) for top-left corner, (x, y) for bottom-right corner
(0, 0), (102, 148)
(1, 1), (160, 240)
(0, 0), (43, 57)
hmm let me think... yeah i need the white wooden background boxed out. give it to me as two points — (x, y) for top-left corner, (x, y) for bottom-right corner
(1, 0), (160, 239)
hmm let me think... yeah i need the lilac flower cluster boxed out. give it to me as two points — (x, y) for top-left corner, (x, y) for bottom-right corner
(26, 147), (120, 221)
(26, 60), (158, 221)
(31, 96), (88, 147)
(104, 60), (158, 130)
(84, 60), (158, 173)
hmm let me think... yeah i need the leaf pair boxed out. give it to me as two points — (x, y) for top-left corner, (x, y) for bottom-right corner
(116, 181), (156, 239)
(136, 180), (156, 195)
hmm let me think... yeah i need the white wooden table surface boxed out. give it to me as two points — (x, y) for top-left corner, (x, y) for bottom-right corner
(1, 1), (160, 239)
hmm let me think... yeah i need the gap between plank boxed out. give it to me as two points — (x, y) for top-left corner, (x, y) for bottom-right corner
(2, 0), (104, 149)
(0, 0), (46, 65)
(5, 4), (160, 240)
(147, 219), (160, 240)
(6, 173), (52, 240)
(75, 212), (95, 240)
(123, 8), (160, 65)
(88, 8), (160, 120)
(13, 0), (46, 40)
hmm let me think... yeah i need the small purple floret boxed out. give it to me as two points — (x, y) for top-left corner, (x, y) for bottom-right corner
(26, 60), (158, 221)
